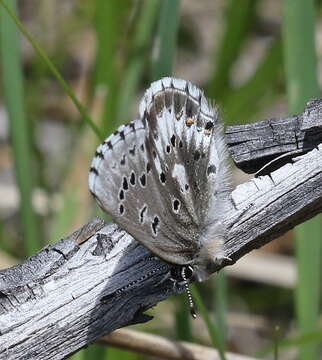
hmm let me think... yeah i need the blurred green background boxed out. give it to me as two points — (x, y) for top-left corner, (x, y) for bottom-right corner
(0, 0), (322, 359)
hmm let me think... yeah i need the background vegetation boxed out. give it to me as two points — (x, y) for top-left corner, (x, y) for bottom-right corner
(0, 0), (321, 359)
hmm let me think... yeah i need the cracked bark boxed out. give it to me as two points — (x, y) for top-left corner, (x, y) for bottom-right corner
(226, 98), (322, 174)
(1, 101), (322, 359)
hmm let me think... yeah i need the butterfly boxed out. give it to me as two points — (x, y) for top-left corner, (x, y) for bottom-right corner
(89, 77), (232, 302)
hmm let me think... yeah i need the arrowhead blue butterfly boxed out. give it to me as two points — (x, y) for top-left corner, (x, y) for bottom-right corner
(89, 78), (232, 316)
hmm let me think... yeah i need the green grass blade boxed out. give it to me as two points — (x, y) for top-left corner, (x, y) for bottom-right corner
(70, 349), (85, 360)
(93, 0), (132, 135)
(257, 328), (322, 357)
(49, 188), (78, 244)
(150, 0), (180, 80)
(207, 0), (258, 99)
(115, 0), (159, 125)
(294, 220), (322, 359)
(0, 0), (41, 255)
(214, 272), (227, 346)
(175, 297), (193, 341)
(191, 285), (226, 360)
(221, 37), (282, 125)
(282, 1), (321, 359)
(0, 0), (102, 141)
(283, 0), (319, 112)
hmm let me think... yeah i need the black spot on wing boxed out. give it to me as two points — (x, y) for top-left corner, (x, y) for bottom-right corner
(152, 216), (160, 235)
(171, 134), (176, 147)
(129, 145), (136, 156)
(140, 205), (147, 223)
(160, 172), (166, 184)
(90, 167), (99, 175)
(95, 151), (104, 159)
(123, 177), (129, 190)
(130, 172), (136, 186)
(207, 165), (216, 175)
(173, 199), (180, 212)
(120, 154), (126, 166)
(119, 204), (124, 215)
(194, 151), (200, 161)
(140, 174), (146, 187)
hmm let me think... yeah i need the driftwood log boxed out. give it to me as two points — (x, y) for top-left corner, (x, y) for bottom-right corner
(1, 100), (322, 359)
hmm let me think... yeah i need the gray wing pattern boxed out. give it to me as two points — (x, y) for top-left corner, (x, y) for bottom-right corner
(89, 77), (230, 265)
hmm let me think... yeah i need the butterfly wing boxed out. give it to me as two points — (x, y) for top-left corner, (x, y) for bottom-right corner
(89, 77), (231, 266)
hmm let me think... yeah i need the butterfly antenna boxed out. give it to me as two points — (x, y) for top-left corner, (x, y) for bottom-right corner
(181, 268), (197, 319)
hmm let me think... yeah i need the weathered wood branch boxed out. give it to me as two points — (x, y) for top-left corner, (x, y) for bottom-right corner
(1, 102), (322, 359)
(226, 98), (322, 173)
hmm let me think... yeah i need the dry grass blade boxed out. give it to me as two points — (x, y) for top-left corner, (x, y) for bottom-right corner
(99, 329), (256, 360)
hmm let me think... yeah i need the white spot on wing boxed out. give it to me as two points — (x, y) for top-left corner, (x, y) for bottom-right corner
(172, 163), (188, 189)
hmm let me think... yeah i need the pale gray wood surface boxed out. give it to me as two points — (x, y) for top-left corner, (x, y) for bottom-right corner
(226, 99), (322, 174)
(1, 110), (322, 359)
